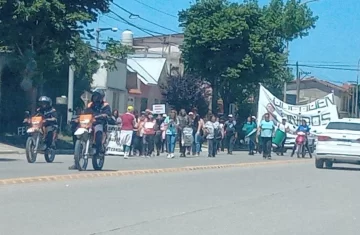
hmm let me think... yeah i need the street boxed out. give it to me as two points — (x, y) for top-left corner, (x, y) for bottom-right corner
(1, 155), (360, 235)
(0, 151), (302, 179)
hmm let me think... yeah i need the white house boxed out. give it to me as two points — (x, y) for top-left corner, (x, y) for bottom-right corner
(91, 59), (128, 113)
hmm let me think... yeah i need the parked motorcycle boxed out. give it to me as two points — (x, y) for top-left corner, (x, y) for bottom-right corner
(73, 113), (106, 171)
(295, 131), (306, 158)
(25, 115), (56, 163)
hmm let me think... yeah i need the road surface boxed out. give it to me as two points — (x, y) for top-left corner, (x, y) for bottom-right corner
(0, 151), (302, 179)
(1, 160), (360, 235)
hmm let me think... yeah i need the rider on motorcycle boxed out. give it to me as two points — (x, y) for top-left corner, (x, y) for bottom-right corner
(291, 119), (312, 158)
(36, 96), (58, 149)
(69, 89), (111, 170)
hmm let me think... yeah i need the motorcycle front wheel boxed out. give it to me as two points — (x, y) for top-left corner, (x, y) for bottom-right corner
(25, 136), (38, 163)
(74, 140), (88, 171)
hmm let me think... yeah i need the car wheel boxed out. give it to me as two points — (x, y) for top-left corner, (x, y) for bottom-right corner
(325, 160), (333, 168)
(315, 159), (324, 169)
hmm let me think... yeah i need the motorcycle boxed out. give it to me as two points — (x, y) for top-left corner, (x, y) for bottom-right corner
(295, 131), (306, 158)
(73, 113), (106, 171)
(25, 115), (56, 163)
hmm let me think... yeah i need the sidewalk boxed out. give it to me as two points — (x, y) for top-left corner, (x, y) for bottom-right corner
(0, 143), (74, 155)
(0, 143), (24, 154)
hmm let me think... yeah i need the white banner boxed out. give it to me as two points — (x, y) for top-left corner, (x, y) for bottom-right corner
(105, 125), (124, 155)
(257, 85), (339, 132)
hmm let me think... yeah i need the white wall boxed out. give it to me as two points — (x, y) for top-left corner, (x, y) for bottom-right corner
(91, 60), (107, 89)
(107, 60), (127, 91)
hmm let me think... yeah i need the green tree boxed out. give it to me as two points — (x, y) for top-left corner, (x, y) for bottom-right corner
(161, 74), (209, 116)
(179, 0), (318, 114)
(0, 0), (112, 111)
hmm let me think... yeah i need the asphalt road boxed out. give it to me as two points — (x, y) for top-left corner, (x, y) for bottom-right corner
(1, 160), (360, 235)
(0, 151), (303, 179)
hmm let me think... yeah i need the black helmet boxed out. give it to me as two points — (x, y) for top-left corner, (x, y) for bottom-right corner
(38, 96), (52, 108)
(91, 88), (105, 104)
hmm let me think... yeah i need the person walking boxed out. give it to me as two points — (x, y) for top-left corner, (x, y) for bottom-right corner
(154, 115), (163, 156)
(204, 115), (218, 157)
(189, 109), (204, 156)
(119, 106), (136, 159)
(243, 116), (257, 155)
(178, 109), (189, 157)
(224, 114), (237, 155)
(142, 113), (156, 157)
(164, 110), (179, 159)
(276, 116), (290, 156)
(258, 113), (275, 160)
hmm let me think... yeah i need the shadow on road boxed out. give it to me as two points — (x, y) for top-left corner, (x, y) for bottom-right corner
(328, 167), (360, 171)
(85, 169), (118, 172)
(34, 162), (64, 164)
(0, 158), (19, 162)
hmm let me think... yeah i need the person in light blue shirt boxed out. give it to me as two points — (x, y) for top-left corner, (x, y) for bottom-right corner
(258, 113), (275, 159)
(164, 110), (179, 159)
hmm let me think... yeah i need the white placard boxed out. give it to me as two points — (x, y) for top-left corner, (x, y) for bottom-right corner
(105, 125), (124, 155)
(152, 104), (166, 114)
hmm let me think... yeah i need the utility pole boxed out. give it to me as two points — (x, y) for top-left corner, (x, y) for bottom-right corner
(356, 59), (360, 117)
(67, 53), (74, 123)
(283, 41), (289, 102)
(296, 61), (300, 104)
(96, 28), (100, 51)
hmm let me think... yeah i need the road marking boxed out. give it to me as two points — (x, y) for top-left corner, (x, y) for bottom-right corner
(0, 159), (311, 185)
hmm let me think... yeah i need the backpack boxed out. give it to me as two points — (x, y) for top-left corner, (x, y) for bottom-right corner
(225, 122), (236, 136)
(214, 127), (222, 140)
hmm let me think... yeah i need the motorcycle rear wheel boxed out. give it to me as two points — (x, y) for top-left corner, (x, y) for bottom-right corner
(44, 148), (56, 163)
(74, 140), (88, 171)
(25, 137), (37, 163)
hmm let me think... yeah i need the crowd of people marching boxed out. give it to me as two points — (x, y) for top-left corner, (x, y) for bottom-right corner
(110, 106), (239, 159)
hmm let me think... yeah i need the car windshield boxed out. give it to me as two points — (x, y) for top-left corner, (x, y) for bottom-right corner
(326, 122), (360, 131)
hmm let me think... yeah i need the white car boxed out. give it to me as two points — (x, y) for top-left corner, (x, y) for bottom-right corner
(315, 119), (360, 169)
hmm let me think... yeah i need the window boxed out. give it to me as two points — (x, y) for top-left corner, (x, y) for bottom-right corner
(140, 98), (148, 111)
(326, 122), (360, 131)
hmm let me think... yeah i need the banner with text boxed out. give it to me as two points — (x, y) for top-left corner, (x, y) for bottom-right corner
(257, 85), (339, 132)
(105, 125), (124, 156)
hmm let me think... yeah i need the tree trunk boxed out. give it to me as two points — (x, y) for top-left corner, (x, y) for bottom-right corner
(211, 78), (218, 115)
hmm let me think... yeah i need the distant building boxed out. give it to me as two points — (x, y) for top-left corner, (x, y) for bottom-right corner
(286, 77), (352, 118)
(132, 33), (184, 76)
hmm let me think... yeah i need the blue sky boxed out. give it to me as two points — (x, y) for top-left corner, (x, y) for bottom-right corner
(89, 0), (360, 85)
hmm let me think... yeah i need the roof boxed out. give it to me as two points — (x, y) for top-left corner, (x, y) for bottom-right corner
(288, 77), (348, 92)
(126, 57), (166, 85)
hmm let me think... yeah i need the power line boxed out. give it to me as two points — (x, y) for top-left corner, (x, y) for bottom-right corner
(133, 0), (178, 19)
(288, 64), (359, 72)
(108, 10), (160, 36)
(112, 2), (180, 34)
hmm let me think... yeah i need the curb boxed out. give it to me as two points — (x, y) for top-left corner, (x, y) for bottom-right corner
(0, 159), (311, 186)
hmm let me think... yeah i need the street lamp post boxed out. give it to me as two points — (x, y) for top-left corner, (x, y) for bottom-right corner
(67, 53), (75, 123)
(95, 27), (119, 51)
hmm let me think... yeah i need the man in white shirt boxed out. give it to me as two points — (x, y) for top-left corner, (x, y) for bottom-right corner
(277, 116), (290, 155)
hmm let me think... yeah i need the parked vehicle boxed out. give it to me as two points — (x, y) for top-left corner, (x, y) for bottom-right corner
(73, 113), (106, 171)
(315, 119), (360, 169)
(25, 115), (56, 163)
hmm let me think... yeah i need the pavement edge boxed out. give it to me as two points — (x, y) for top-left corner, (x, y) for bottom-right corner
(0, 159), (311, 186)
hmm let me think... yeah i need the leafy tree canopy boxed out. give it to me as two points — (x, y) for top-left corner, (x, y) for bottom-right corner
(0, 0), (112, 86)
(161, 74), (209, 117)
(179, 0), (318, 113)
